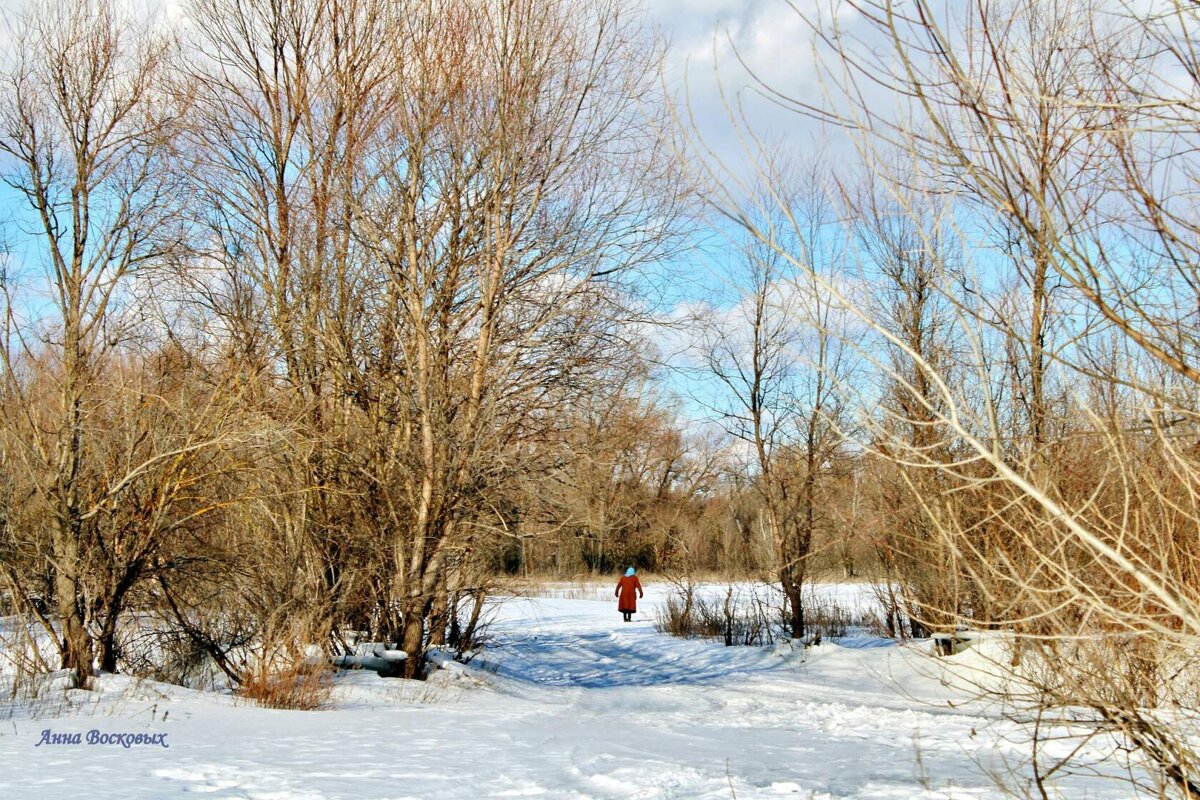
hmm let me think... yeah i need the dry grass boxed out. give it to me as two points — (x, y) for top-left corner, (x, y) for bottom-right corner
(237, 659), (334, 711)
(655, 585), (776, 646)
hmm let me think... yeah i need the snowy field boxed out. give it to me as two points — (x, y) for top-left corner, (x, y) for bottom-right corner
(0, 583), (1137, 799)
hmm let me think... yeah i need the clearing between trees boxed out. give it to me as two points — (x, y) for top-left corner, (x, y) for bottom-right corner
(0, 584), (1136, 800)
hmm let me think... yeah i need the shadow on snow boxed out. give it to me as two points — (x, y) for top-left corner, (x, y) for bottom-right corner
(479, 624), (782, 689)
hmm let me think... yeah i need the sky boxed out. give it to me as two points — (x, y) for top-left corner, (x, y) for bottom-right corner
(0, 0), (841, 272)
(0, 0), (862, 434)
(648, 0), (864, 200)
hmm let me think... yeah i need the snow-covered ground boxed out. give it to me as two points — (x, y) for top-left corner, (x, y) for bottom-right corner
(0, 583), (1135, 799)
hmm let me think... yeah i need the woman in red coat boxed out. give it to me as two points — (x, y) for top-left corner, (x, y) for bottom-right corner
(615, 567), (643, 622)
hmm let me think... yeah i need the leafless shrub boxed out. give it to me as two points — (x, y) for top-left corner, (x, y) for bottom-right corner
(0, 617), (55, 706)
(115, 616), (224, 690)
(801, 595), (852, 643)
(681, 0), (1200, 792)
(237, 659), (334, 711)
(656, 584), (776, 646)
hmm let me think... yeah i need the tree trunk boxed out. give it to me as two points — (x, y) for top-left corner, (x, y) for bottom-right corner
(55, 573), (93, 685)
(782, 568), (804, 639)
(96, 562), (144, 673)
(458, 588), (487, 653)
(97, 616), (120, 673)
(791, 589), (805, 640)
(447, 590), (462, 648)
(52, 520), (93, 686)
(400, 602), (427, 679)
(427, 567), (449, 648)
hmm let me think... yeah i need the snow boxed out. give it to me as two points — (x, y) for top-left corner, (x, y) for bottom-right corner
(332, 643), (408, 675)
(0, 583), (1138, 799)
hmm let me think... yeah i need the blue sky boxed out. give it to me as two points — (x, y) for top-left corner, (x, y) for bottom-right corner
(0, 0), (839, 292)
(0, 0), (866, 434)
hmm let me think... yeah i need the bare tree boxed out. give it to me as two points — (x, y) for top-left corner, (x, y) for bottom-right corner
(179, 0), (681, 676)
(844, 175), (963, 636)
(0, 0), (185, 685)
(346, 0), (680, 674)
(701, 157), (854, 639)
(181, 0), (401, 649)
(687, 0), (1200, 793)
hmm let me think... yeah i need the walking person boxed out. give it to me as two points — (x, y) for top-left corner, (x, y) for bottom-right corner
(615, 566), (643, 622)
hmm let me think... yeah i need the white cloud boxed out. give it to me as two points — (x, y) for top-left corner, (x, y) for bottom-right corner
(647, 0), (866, 166)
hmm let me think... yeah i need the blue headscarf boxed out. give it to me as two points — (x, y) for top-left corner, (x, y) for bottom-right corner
(625, 567), (636, 577)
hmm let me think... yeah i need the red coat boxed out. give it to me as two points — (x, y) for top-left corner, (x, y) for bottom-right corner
(615, 575), (643, 612)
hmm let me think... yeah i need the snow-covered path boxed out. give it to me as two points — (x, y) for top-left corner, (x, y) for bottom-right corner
(0, 588), (1131, 799)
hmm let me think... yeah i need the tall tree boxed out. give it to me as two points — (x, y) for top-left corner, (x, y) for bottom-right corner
(703, 160), (852, 638)
(0, 0), (183, 685)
